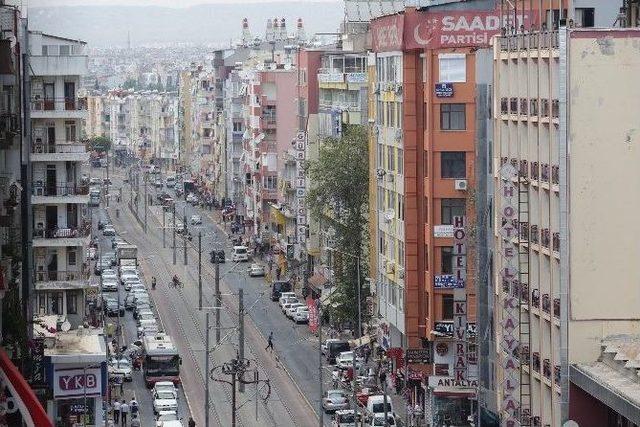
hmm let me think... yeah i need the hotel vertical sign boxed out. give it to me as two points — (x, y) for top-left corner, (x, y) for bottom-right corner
(499, 163), (520, 426)
(295, 131), (307, 247)
(452, 216), (467, 382)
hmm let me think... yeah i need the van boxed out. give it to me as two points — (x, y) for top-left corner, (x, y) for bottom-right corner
(231, 246), (249, 262)
(326, 341), (351, 364)
(271, 281), (292, 301)
(366, 395), (394, 417)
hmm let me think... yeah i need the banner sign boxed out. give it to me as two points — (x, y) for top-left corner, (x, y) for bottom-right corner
(434, 321), (476, 338)
(434, 274), (464, 289)
(307, 297), (319, 334)
(435, 83), (454, 98)
(406, 347), (433, 364)
(452, 216), (467, 382)
(53, 367), (102, 398)
(371, 13), (405, 52)
(428, 376), (478, 388)
(295, 131), (307, 245)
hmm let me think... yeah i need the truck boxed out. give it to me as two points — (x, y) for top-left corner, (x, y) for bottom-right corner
(116, 244), (137, 269)
(183, 179), (195, 195)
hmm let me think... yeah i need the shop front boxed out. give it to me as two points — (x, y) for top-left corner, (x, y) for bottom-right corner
(48, 365), (105, 427)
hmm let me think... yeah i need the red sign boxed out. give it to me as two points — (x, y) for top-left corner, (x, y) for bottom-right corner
(58, 373), (97, 391)
(307, 297), (319, 334)
(404, 9), (535, 50)
(372, 13), (404, 52)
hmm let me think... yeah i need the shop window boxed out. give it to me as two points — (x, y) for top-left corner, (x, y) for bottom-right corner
(441, 152), (466, 179)
(441, 247), (453, 274)
(438, 53), (466, 83)
(441, 198), (466, 225)
(67, 292), (78, 314)
(575, 8), (595, 27)
(440, 104), (466, 130)
(442, 294), (454, 320)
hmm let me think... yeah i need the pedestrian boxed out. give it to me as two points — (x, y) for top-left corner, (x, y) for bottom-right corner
(120, 399), (129, 426)
(265, 331), (274, 352)
(130, 415), (141, 427)
(129, 397), (138, 417)
(113, 399), (121, 424)
(276, 266), (281, 280)
(364, 345), (371, 364)
(188, 417), (196, 427)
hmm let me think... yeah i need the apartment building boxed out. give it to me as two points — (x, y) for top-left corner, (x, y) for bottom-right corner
(492, 5), (637, 426)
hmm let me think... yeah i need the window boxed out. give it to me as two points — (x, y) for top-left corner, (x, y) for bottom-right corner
(441, 152), (466, 178)
(65, 121), (77, 142)
(441, 198), (466, 225)
(232, 121), (243, 132)
(575, 8), (595, 28)
(397, 149), (404, 175)
(387, 146), (395, 172)
(398, 286), (404, 312)
(264, 176), (278, 189)
(67, 292), (78, 314)
(59, 45), (70, 56)
(397, 195), (404, 221)
(441, 247), (453, 274)
(440, 104), (466, 130)
(377, 144), (384, 169)
(67, 249), (77, 266)
(49, 292), (64, 315)
(442, 295), (454, 320)
(438, 54), (466, 83)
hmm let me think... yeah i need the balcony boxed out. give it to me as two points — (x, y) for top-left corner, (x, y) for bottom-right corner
(554, 365), (561, 384)
(542, 293), (551, 314)
(532, 289), (540, 308)
(551, 165), (559, 185)
(34, 269), (90, 290)
(543, 359), (551, 379)
(519, 344), (530, 365)
(260, 188), (278, 201)
(532, 352), (540, 372)
(31, 97), (88, 119)
(541, 228), (550, 249)
(519, 160), (528, 178)
(31, 142), (88, 162)
(553, 297), (560, 319)
(29, 55), (88, 77)
(32, 184), (89, 204)
(540, 163), (550, 183)
(552, 232), (560, 252)
(0, 113), (20, 147)
(519, 222), (529, 241)
(32, 224), (90, 247)
(530, 162), (539, 181)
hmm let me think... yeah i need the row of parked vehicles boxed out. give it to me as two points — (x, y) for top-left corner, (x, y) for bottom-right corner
(277, 291), (310, 324)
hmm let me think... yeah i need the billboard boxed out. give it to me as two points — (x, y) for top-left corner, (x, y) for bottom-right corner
(371, 13), (404, 52)
(53, 367), (102, 398)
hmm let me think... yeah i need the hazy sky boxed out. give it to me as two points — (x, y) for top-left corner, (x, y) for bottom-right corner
(29, 0), (337, 7)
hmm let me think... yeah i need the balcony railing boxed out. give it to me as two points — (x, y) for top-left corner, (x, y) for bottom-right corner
(543, 359), (551, 379)
(31, 97), (87, 112)
(33, 224), (90, 239)
(532, 352), (540, 372)
(554, 365), (561, 384)
(541, 228), (550, 249)
(540, 163), (550, 183)
(542, 293), (551, 314)
(32, 142), (86, 154)
(520, 222), (529, 241)
(532, 289), (540, 308)
(530, 162), (539, 181)
(35, 269), (89, 282)
(500, 98), (508, 115)
(552, 232), (560, 252)
(530, 225), (539, 244)
(519, 160), (528, 178)
(553, 297), (560, 318)
(551, 165), (559, 184)
(33, 184), (89, 197)
(519, 344), (530, 365)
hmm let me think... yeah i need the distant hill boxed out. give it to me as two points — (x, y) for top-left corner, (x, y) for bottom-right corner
(28, 2), (344, 47)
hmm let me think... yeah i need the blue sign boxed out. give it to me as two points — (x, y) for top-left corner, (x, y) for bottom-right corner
(434, 275), (464, 289)
(435, 83), (454, 98)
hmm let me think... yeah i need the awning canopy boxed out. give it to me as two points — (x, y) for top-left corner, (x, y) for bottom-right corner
(308, 273), (328, 288)
(0, 348), (52, 426)
(432, 387), (477, 397)
(349, 335), (373, 349)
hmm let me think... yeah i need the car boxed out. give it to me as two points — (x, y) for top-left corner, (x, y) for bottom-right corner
(279, 294), (297, 309)
(138, 322), (159, 338)
(154, 180), (163, 188)
(365, 395), (394, 418)
(165, 177), (176, 188)
(101, 278), (119, 292)
(365, 413), (396, 427)
(247, 263), (265, 277)
(322, 339), (341, 356)
(97, 220), (105, 230)
(123, 278), (142, 291)
(335, 351), (364, 370)
(322, 390), (349, 413)
(293, 306), (309, 323)
(231, 246), (249, 262)
(153, 381), (178, 396)
(103, 225), (116, 236)
(103, 296), (124, 316)
(120, 272), (139, 285)
(89, 177), (100, 186)
(153, 390), (179, 414)
(134, 303), (153, 319)
(271, 280), (292, 301)
(281, 300), (300, 315)
(186, 193), (198, 205)
(190, 215), (202, 225)
(112, 236), (126, 249)
(156, 410), (180, 426)
(209, 250), (225, 264)
(108, 357), (133, 382)
(332, 409), (357, 427)
(327, 341), (351, 364)
(125, 293), (137, 310)
(285, 303), (305, 319)
(136, 308), (154, 319)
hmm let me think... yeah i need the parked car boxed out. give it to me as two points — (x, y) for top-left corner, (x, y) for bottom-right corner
(108, 357), (133, 382)
(103, 225), (116, 236)
(332, 409), (357, 427)
(279, 295), (298, 310)
(248, 263), (265, 277)
(327, 341), (351, 364)
(98, 220), (105, 230)
(365, 413), (396, 427)
(210, 250), (225, 264)
(285, 303), (305, 319)
(365, 395), (394, 417)
(153, 381), (178, 397)
(322, 339), (342, 356)
(103, 296), (124, 316)
(190, 215), (202, 225)
(293, 307), (309, 323)
(153, 390), (178, 414)
(335, 351), (364, 370)
(101, 278), (119, 292)
(322, 389), (349, 413)
(231, 246), (249, 262)
(154, 179), (163, 188)
(281, 300), (301, 315)
(278, 292), (297, 307)
(271, 281), (292, 301)
(156, 410), (180, 427)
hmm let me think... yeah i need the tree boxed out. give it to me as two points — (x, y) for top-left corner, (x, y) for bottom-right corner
(87, 136), (112, 152)
(306, 125), (369, 329)
(122, 78), (138, 90)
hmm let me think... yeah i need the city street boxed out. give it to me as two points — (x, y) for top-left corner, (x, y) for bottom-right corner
(104, 167), (319, 426)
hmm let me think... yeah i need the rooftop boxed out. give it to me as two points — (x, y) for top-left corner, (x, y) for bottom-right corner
(33, 315), (106, 363)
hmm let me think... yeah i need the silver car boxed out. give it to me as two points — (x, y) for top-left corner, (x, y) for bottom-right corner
(322, 389), (349, 412)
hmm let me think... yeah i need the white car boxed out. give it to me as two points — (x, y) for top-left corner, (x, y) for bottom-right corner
(293, 307), (309, 323)
(108, 358), (132, 382)
(278, 292), (296, 307)
(103, 225), (116, 236)
(231, 246), (249, 262)
(279, 296), (298, 310)
(101, 278), (118, 292)
(153, 381), (178, 396)
(285, 303), (305, 319)
(186, 193), (198, 204)
(247, 263), (265, 277)
(153, 390), (178, 414)
(366, 413), (396, 426)
(190, 215), (202, 225)
(156, 410), (180, 426)
(123, 278), (142, 291)
(120, 272), (139, 285)
(335, 351), (364, 370)
(281, 300), (300, 315)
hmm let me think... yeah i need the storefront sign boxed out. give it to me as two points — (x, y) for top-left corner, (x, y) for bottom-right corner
(372, 13), (404, 52)
(428, 376), (478, 388)
(295, 131), (307, 245)
(406, 347), (433, 364)
(452, 215), (468, 381)
(434, 275), (463, 289)
(433, 224), (453, 238)
(307, 297), (319, 334)
(405, 10), (535, 50)
(499, 162), (521, 420)
(435, 83), (454, 98)
(53, 367), (102, 398)
(434, 321), (476, 337)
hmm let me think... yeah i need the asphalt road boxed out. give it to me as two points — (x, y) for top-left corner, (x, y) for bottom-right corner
(103, 167), (318, 426)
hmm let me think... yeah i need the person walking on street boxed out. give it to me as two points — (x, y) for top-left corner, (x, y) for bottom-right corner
(265, 332), (274, 352)
(130, 415), (141, 427)
(120, 399), (129, 426)
(113, 400), (121, 424)
(129, 397), (138, 418)
(188, 417), (196, 427)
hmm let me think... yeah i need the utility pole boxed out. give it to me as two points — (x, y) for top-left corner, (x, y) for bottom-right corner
(318, 301), (323, 427)
(183, 206), (188, 265)
(356, 256), (362, 339)
(144, 174), (148, 233)
(238, 288), (245, 393)
(198, 232), (202, 310)
(353, 349), (359, 426)
(215, 255), (221, 343)
(205, 312), (211, 427)
(106, 149), (110, 207)
(172, 203), (176, 265)
(162, 208), (166, 248)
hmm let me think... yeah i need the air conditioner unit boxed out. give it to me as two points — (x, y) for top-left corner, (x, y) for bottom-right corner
(386, 262), (395, 274)
(395, 128), (402, 141)
(398, 268), (405, 279)
(386, 173), (395, 183)
(394, 84), (403, 95)
(455, 179), (468, 191)
(376, 168), (386, 179)
(35, 185), (44, 196)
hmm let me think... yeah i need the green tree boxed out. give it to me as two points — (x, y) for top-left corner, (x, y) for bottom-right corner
(122, 78), (138, 90)
(87, 136), (112, 152)
(306, 125), (369, 329)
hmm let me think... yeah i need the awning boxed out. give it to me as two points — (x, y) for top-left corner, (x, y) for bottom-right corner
(0, 348), (52, 426)
(432, 387), (477, 397)
(308, 273), (328, 288)
(349, 335), (373, 349)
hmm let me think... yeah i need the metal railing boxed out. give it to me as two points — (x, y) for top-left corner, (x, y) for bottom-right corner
(35, 269), (89, 282)
(32, 142), (86, 154)
(33, 184), (89, 196)
(31, 97), (87, 111)
(33, 225), (90, 239)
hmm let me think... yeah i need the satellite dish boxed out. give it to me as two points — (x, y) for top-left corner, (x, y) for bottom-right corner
(61, 320), (71, 332)
(563, 421), (579, 427)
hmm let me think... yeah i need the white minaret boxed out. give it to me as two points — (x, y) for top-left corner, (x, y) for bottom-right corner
(272, 18), (280, 41)
(280, 18), (287, 40)
(296, 18), (305, 42)
(241, 18), (251, 46)
(265, 18), (274, 42)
